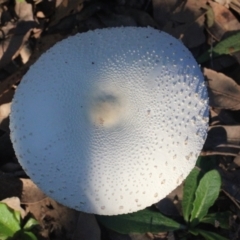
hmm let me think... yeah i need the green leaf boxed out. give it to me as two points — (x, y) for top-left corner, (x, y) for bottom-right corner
(97, 208), (185, 234)
(196, 228), (229, 240)
(189, 228), (199, 236)
(197, 31), (240, 63)
(190, 170), (221, 226)
(182, 168), (203, 222)
(20, 231), (38, 240)
(0, 203), (21, 240)
(23, 217), (39, 231)
(201, 211), (230, 229)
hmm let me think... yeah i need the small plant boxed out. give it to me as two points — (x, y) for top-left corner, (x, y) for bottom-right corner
(97, 167), (230, 240)
(197, 30), (240, 63)
(0, 202), (39, 240)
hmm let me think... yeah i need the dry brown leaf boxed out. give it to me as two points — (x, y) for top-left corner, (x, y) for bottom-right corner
(229, 0), (240, 12)
(2, 177), (85, 239)
(116, 6), (158, 28)
(171, 0), (208, 22)
(0, 29), (32, 69)
(207, 125), (240, 146)
(201, 146), (240, 156)
(152, 0), (181, 28)
(20, 178), (46, 203)
(0, 32), (64, 98)
(211, 0), (230, 7)
(203, 125), (240, 156)
(49, 0), (84, 27)
(0, 102), (11, 132)
(204, 68), (240, 110)
(210, 108), (240, 125)
(165, 14), (206, 48)
(15, 0), (35, 22)
(233, 155), (240, 166)
(1, 196), (26, 218)
(97, 11), (137, 27)
(0, 102), (11, 125)
(26, 197), (79, 239)
(160, 0), (207, 48)
(213, 0), (240, 13)
(207, 1), (240, 41)
(0, 1), (38, 70)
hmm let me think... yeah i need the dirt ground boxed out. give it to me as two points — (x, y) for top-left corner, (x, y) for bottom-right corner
(1, 0), (240, 239)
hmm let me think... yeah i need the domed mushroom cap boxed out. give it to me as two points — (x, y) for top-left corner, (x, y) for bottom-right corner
(10, 27), (209, 215)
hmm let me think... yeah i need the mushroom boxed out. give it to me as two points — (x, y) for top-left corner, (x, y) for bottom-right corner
(10, 27), (209, 215)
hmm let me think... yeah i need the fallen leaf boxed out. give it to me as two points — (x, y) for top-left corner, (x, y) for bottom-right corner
(0, 32), (64, 98)
(1, 197), (26, 218)
(0, 102), (11, 131)
(15, 0), (35, 22)
(0, 0), (38, 70)
(25, 198), (79, 239)
(49, 0), (84, 27)
(210, 108), (240, 125)
(206, 1), (240, 41)
(152, 0), (181, 28)
(203, 125), (240, 156)
(213, 0), (240, 14)
(97, 11), (137, 27)
(229, 0), (240, 13)
(233, 155), (240, 166)
(18, 179), (82, 239)
(204, 68), (240, 110)
(212, 0), (231, 8)
(115, 6), (158, 28)
(161, 0), (207, 48)
(20, 178), (46, 204)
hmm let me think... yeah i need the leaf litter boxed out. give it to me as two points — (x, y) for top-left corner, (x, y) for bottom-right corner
(0, 0), (240, 239)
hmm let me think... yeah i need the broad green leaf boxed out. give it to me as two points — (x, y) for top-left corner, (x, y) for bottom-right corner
(182, 168), (203, 222)
(0, 203), (21, 239)
(20, 231), (38, 240)
(190, 170), (221, 226)
(201, 212), (230, 229)
(97, 208), (185, 234)
(196, 228), (229, 240)
(23, 217), (39, 231)
(189, 228), (199, 236)
(197, 31), (240, 63)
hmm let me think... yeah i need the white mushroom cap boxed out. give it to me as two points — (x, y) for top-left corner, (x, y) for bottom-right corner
(10, 27), (209, 215)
